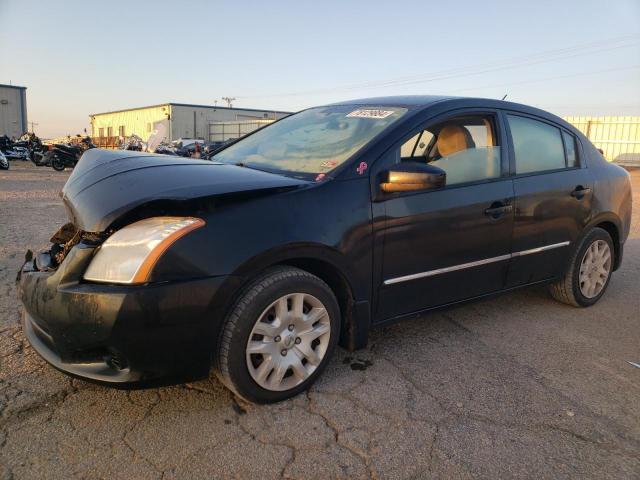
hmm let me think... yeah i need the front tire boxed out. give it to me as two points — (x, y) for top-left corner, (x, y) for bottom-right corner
(216, 266), (340, 403)
(549, 227), (614, 307)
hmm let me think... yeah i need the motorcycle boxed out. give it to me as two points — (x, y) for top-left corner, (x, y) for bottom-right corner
(29, 142), (50, 166)
(17, 133), (48, 165)
(44, 137), (95, 171)
(0, 150), (9, 170)
(0, 135), (29, 160)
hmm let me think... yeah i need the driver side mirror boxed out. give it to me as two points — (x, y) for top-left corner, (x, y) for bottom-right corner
(380, 162), (446, 193)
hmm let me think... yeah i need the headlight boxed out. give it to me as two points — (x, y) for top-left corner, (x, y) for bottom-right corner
(83, 217), (205, 284)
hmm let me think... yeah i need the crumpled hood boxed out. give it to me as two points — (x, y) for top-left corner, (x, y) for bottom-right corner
(62, 149), (309, 232)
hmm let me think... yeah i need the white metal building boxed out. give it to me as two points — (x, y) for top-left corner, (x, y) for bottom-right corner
(0, 84), (28, 138)
(89, 103), (290, 143)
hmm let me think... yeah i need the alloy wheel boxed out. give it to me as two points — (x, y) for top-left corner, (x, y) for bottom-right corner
(246, 293), (331, 391)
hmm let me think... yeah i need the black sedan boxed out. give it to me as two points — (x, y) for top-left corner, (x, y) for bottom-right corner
(18, 96), (632, 403)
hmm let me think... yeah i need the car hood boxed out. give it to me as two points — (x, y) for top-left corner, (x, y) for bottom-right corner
(62, 149), (309, 232)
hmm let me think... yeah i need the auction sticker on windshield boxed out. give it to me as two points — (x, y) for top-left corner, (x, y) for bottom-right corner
(346, 109), (396, 119)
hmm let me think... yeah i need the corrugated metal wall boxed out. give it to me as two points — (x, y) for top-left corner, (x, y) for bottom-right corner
(170, 105), (288, 140)
(91, 104), (289, 142)
(563, 116), (640, 165)
(0, 85), (28, 138)
(91, 105), (170, 142)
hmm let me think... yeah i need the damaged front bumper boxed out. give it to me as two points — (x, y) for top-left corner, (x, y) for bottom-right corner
(18, 242), (231, 387)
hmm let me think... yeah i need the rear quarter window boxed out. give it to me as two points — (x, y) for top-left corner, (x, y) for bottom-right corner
(562, 131), (579, 168)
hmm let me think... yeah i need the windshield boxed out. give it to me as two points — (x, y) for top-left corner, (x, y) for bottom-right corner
(212, 105), (407, 177)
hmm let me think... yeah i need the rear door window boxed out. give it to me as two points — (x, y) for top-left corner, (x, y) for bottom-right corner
(508, 115), (566, 174)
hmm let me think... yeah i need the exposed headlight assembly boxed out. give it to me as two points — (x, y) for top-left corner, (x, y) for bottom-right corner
(83, 217), (205, 284)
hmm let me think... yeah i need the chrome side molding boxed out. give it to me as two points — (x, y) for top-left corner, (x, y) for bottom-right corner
(383, 241), (570, 286)
(510, 241), (570, 257)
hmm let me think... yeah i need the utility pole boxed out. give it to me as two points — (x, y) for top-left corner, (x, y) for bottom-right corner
(221, 97), (236, 108)
(30, 121), (39, 134)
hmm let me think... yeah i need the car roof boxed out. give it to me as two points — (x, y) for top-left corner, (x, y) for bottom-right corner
(328, 95), (455, 109)
(326, 95), (574, 132)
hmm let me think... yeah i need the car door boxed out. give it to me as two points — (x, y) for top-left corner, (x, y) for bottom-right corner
(374, 111), (515, 322)
(502, 113), (594, 287)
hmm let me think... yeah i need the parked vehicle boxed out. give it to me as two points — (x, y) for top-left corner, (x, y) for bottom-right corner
(18, 96), (632, 403)
(171, 138), (208, 157)
(44, 137), (95, 171)
(0, 135), (30, 160)
(19, 133), (48, 166)
(29, 142), (49, 166)
(121, 134), (145, 151)
(171, 138), (206, 149)
(202, 140), (233, 159)
(0, 150), (8, 170)
(175, 142), (204, 157)
(153, 143), (178, 155)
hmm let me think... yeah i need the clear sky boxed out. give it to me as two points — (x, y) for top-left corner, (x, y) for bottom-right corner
(1, 0), (639, 138)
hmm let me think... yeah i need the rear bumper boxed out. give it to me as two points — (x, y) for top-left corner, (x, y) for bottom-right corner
(19, 243), (239, 387)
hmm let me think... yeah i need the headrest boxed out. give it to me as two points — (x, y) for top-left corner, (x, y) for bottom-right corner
(437, 125), (473, 157)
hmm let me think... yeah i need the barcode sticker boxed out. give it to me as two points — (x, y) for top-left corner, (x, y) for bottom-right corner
(346, 109), (395, 119)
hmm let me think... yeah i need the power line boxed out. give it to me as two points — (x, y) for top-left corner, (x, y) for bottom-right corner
(445, 64), (640, 95)
(336, 37), (638, 91)
(237, 35), (640, 99)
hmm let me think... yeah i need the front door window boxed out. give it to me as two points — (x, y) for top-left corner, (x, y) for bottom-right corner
(400, 115), (500, 186)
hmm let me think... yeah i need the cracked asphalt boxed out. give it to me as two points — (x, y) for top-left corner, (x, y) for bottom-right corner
(1, 162), (639, 479)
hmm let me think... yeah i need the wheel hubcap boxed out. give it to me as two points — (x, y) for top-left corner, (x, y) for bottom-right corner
(246, 293), (331, 391)
(579, 240), (611, 298)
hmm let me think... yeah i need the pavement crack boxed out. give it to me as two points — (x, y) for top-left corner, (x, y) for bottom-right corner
(228, 393), (296, 479)
(306, 392), (378, 480)
(428, 423), (440, 475)
(441, 312), (471, 333)
(120, 391), (163, 475)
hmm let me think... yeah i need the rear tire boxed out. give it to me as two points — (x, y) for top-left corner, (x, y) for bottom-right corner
(548, 227), (614, 307)
(51, 156), (65, 171)
(216, 266), (340, 403)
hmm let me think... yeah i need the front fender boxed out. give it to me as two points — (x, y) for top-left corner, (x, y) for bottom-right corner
(231, 242), (358, 295)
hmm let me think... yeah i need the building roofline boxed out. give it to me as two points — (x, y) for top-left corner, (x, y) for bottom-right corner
(0, 84), (27, 90)
(90, 102), (292, 117)
(89, 103), (170, 116)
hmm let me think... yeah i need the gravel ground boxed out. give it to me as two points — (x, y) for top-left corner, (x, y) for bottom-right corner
(1, 161), (639, 480)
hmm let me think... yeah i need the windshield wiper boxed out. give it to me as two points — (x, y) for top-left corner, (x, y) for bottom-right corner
(234, 161), (269, 173)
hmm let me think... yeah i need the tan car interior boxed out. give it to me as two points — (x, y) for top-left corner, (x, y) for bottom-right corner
(435, 125), (475, 157)
(427, 119), (500, 185)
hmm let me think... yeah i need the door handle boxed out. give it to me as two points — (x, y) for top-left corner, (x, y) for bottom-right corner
(484, 202), (513, 218)
(570, 186), (592, 199)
